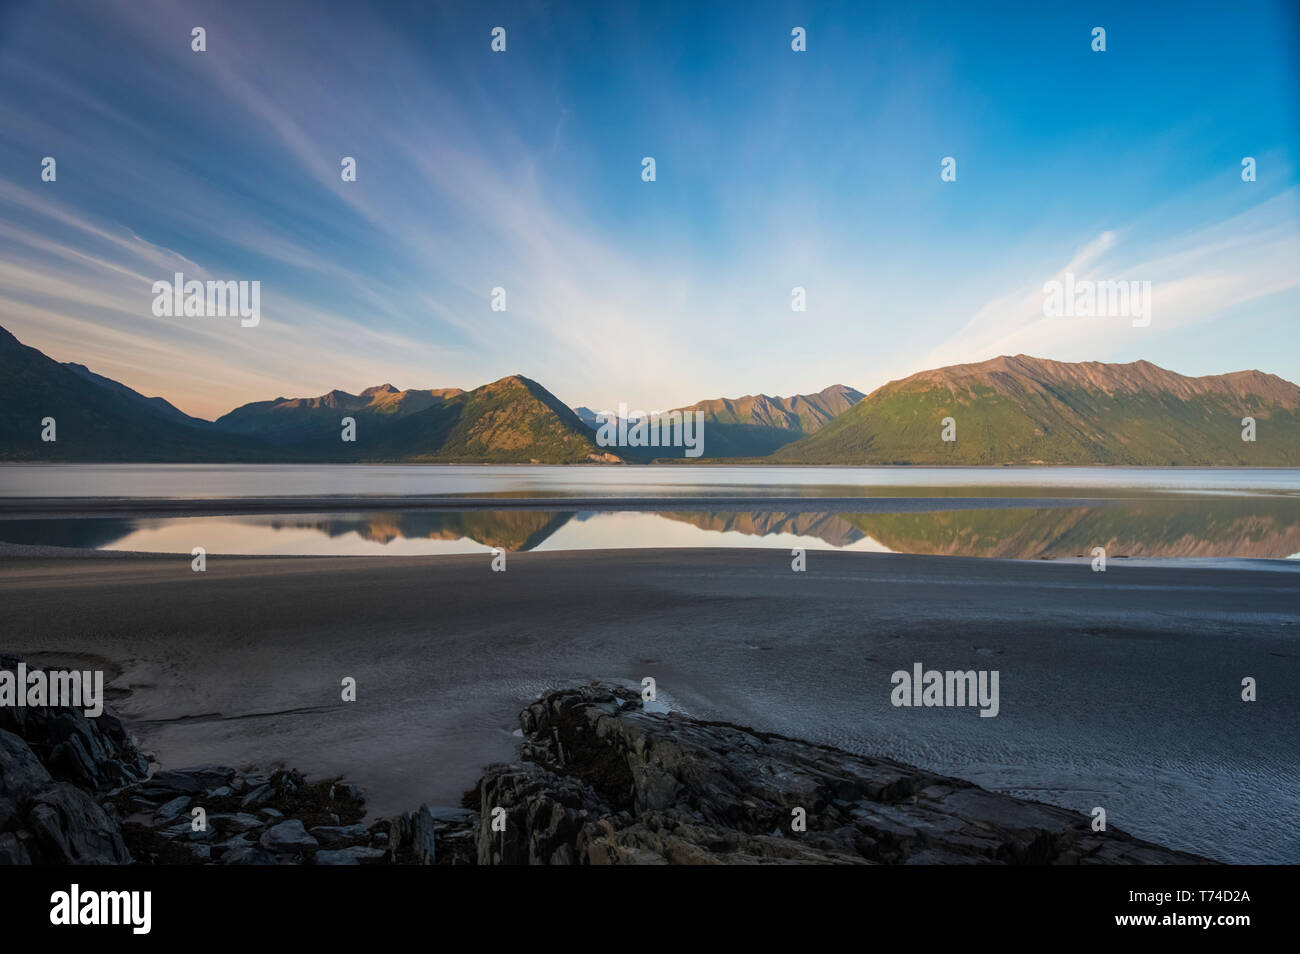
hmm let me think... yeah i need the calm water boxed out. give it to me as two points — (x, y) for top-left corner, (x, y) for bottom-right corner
(0, 467), (1294, 564)
(1, 465), (1298, 560)
(2, 463), (1300, 498)
(3, 465), (1297, 864)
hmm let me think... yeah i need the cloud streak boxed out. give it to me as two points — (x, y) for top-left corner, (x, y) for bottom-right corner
(0, 0), (1296, 417)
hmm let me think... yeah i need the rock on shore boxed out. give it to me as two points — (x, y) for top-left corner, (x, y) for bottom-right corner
(468, 684), (1214, 865)
(0, 659), (1212, 865)
(0, 656), (477, 865)
(0, 654), (145, 864)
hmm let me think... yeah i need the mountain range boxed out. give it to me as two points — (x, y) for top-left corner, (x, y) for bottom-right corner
(773, 354), (1300, 465)
(573, 384), (864, 457)
(2, 323), (1297, 465)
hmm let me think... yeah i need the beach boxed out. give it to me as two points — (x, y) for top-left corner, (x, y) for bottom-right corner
(1, 544), (1296, 863)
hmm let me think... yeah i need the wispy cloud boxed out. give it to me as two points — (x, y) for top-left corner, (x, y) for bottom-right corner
(0, 0), (1296, 416)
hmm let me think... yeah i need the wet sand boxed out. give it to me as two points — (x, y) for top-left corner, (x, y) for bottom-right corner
(1, 546), (1296, 863)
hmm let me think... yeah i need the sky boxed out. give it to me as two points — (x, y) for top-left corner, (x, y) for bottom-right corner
(0, 0), (1297, 420)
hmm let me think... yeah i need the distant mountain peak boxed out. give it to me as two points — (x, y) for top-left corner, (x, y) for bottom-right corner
(490, 373), (535, 388)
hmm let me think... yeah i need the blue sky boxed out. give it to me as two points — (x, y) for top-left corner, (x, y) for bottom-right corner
(0, 0), (1297, 418)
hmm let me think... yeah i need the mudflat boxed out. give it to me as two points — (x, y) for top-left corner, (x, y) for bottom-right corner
(1, 546), (1296, 863)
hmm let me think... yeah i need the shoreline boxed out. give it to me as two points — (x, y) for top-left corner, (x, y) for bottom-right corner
(0, 494), (1122, 517)
(2, 546), (1296, 862)
(0, 669), (1214, 865)
(4, 460), (1300, 469)
(0, 539), (1296, 572)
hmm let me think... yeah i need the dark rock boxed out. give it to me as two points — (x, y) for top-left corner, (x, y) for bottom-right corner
(314, 848), (361, 865)
(387, 804), (439, 864)
(411, 805), (437, 864)
(25, 784), (131, 864)
(0, 795), (19, 831)
(260, 819), (318, 851)
(1, 724), (131, 864)
(239, 784), (274, 810)
(137, 772), (202, 798)
(310, 823), (370, 848)
(0, 659), (1215, 867)
(316, 846), (386, 865)
(221, 844), (276, 865)
(424, 806), (477, 825)
(154, 795), (191, 821)
(0, 730), (52, 802)
(211, 812), (263, 834)
(0, 657), (148, 793)
(139, 765), (234, 799)
(156, 819), (213, 842)
(472, 684), (1216, 866)
(0, 832), (32, 864)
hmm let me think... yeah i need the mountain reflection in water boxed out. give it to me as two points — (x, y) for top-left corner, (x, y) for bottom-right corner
(2, 494), (1298, 559)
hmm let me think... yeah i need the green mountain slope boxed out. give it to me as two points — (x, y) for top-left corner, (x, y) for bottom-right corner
(214, 373), (606, 462)
(371, 374), (607, 463)
(774, 355), (1300, 465)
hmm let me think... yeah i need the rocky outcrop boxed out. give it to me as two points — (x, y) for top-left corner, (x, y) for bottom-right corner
(110, 766), (475, 865)
(0, 654), (144, 864)
(0, 657), (474, 865)
(469, 684), (1214, 865)
(0, 661), (1213, 865)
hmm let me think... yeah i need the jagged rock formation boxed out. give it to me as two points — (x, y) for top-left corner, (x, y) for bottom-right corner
(0, 657), (475, 865)
(0, 654), (144, 863)
(0, 664), (1214, 865)
(469, 685), (1214, 865)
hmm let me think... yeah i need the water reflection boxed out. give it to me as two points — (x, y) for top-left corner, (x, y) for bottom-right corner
(1, 495), (1298, 559)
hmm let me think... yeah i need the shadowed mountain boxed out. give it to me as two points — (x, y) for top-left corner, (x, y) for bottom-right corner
(62, 362), (213, 430)
(215, 383), (465, 437)
(677, 384), (865, 456)
(0, 325), (610, 463)
(774, 355), (1300, 465)
(6, 325), (1300, 466)
(0, 325), (276, 461)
